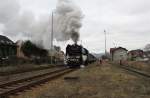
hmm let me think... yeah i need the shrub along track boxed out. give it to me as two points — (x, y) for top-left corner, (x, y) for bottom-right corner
(0, 66), (76, 98)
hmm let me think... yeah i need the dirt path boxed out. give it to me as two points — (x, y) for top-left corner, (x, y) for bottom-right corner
(10, 63), (150, 98)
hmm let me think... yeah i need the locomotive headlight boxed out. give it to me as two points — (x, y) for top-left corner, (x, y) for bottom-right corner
(76, 56), (80, 58)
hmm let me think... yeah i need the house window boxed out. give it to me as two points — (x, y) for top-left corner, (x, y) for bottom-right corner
(9, 47), (12, 55)
(12, 47), (16, 56)
(0, 48), (2, 57)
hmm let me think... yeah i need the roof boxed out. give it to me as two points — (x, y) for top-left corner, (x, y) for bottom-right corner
(144, 51), (150, 57)
(129, 49), (143, 53)
(110, 47), (128, 53)
(0, 35), (15, 45)
(128, 49), (143, 55)
(128, 49), (144, 57)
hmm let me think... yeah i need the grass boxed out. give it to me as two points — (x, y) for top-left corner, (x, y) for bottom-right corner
(126, 61), (150, 74)
(0, 64), (54, 76)
(10, 62), (150, 98)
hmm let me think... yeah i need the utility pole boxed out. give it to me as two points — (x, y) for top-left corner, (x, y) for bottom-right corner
(50, 11), (54, 64)
(104, 30), (107, 56)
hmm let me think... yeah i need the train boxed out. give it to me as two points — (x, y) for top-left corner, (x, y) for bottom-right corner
(66, 44), (97, 67)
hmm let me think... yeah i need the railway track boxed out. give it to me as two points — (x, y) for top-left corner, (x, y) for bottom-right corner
(0, 67), (75, 98)
(0, 64), (64, 76)
(114, 64), (150, 79)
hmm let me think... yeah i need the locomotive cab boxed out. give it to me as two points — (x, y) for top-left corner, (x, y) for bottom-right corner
(81, 48), (89, 65)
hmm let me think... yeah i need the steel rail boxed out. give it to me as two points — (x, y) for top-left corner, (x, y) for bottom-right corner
(0, 68), (75, 98)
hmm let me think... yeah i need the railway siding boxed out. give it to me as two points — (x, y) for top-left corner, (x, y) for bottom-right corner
(110, 61), (150, 79)
(0, 66), (64, 83)
(9, 62), (150, 98)
(0, 67), (75, 97)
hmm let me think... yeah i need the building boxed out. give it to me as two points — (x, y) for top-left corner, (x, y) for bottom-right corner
(0, 35), (16, 59)
(128, 49), (144, 61)
(110, 47), (128, 61)
(16, 40), (28, 59)
(50, 46), (64, 63)
(144, 51), (150, 61)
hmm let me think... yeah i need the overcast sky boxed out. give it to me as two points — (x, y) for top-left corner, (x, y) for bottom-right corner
(0, 0), (150, 53)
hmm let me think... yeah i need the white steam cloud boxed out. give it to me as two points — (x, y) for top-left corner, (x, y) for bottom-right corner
(0, 0), (83, 49)
(54, 0), (83, 42)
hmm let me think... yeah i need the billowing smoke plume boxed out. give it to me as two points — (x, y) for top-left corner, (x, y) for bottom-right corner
(0, 0), (83, 49)
(54, 0), (83, 42)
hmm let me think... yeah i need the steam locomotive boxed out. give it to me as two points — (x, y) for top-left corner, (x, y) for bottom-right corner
(66, 44), (97, 67)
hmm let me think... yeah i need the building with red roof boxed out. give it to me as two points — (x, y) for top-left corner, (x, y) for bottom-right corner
(110, 47), (128, 61)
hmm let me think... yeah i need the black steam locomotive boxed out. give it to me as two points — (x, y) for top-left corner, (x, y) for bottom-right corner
(66, 44), (96, 67)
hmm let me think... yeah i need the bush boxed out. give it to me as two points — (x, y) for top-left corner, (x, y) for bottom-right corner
(21, 40), (48, 58)
(0, 56), (29, 67)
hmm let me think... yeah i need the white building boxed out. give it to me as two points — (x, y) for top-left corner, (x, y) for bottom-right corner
(110, 47), (128, 61)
